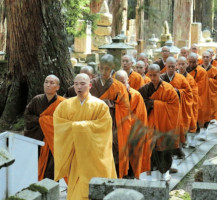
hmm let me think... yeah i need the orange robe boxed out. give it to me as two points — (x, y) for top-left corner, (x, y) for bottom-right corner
(184, 73), (198, 133)
(129, 71), (145, 90)
(91, 77), (131, 178)
(143, 75), (151, 85)
(212, 59), (217, 67)
(206, 66), (217, 120)
(188, 65), (211, 125)
(161, 73), (193, 143)
(128, 87), (151, 178)
(38, 96), (65, 181)
(139, 81), (180, 151)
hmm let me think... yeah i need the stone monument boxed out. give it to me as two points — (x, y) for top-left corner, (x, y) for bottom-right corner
(92, 0), (113, 51)
(159, 21), (172, 47)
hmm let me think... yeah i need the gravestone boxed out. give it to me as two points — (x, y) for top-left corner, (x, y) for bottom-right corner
(89, 177), (169, 200)
(103, 188), (144, 200)
(191, 23), (202, 45)
(203, 156), (217, 183)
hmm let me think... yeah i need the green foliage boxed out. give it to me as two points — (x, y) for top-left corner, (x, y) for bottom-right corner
(62, 0), (99, 37)
(28, 184), (48, 195)
(215, 0), (217, 13)
(11, 117), (25, 131)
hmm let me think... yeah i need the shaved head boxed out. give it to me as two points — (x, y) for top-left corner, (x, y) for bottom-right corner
(115, 70), (129, 87)
(177, 56), (187, 63)
(177, 56), (188, 74)
(188, 52), (198, 60)
(148, 64), (160, 72)
(161, 46), (170, 52)
(166, 56), (176, 64)
(46, 74), (60, 85)
(188, 52), (198, 69)
(74, 73), (90, 84)
(80, 66), (94, 74)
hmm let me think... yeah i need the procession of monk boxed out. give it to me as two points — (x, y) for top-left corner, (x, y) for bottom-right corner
(24, 45), (217, 200)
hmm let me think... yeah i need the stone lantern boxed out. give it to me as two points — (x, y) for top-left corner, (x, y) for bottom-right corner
(99, 31), (134, 71)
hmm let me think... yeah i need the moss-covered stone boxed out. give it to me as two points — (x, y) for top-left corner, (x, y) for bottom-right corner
(28, 183), (48, 195)
(6, 196), (25, 200)
(169, 189), (191, 200)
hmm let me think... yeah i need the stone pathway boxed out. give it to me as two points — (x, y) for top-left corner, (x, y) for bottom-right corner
(58, 123), (217, 199)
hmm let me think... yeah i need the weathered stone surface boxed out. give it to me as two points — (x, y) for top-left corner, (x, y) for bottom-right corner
(203, 156), (217, 183)
(16, 189), (41, 200)
(191, 23), (202, 45)
(99, 0), (110, 14)
(89, 178), (169, 200)
(92, 35), (112, 48)
(192, 182), (217, 200)
(36, 178), (59, 200)
(94, 26), (112, 36)
(103, 189), (144, 200)
(0, 148), (15, 169)
(97, 13), (113, 26)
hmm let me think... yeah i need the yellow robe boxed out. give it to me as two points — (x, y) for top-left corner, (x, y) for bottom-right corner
(53, 95), (117, 200)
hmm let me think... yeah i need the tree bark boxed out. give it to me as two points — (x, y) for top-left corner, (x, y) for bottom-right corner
(0, 0), (6, 53)
(0, 0), (73, 123)
(194, 0), (214, 31)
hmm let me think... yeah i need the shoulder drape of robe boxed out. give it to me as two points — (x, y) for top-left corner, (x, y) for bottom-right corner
(185, 73), (198, 133)
(38, 96), (65, 181)
(99, 79), (131, 178)
(147, 81), (180, 151)
(129, 71), (145, 90)
(169, 73), (193, 143)
(143, 75), (151, 85)
(128, 88), (151, 177)
(189, 65), (211, 125)
(207, 66), (217, 120)
(53, 95), (117, 200)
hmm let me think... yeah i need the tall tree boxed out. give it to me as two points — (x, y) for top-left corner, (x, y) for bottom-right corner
(0, 0), (73, 124)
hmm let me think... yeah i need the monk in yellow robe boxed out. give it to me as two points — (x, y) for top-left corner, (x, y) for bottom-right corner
(139, 64), (180, 181)
(177, 56), (199, 148)
(115, 70), (151, 179)
(154, 46), (171, 74)
(161, 57), (193, 158)
(135, 60), (151, 85)
(24, 75), (65, 180)
(53, 74), (117, 200)
(91, 54), (131, 178)
(187, 52), (211, 140)
(202, 51), (217, 122)
(122, 55), (144, 90)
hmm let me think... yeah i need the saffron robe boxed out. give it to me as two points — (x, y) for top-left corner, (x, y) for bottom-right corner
(143, 75), (151, 85)
(139, 81), (180, 151)
(24, 94), (64, 180)
(128, 87), (151, 178)
(187, 65), (211, 125)
(128, 71), (145, 90)
(53, 95), (116, 200)
(154, 59), (166, 74)
(90, 77), (131, 178)
(206, 65), (217, 120)
(183, 72), (199, 133)
(161, 73), (193, 143)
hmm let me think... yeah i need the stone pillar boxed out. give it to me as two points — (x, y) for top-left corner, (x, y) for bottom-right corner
(121, 0), (128, 34)
(92, 1), (112, 51)
(191, 22), (202, 45)
(173, 0), (193, 47)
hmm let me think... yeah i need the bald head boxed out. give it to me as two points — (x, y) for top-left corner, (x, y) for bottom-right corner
(191, 44), (199, 53)
(177, 56), (188, 74)
(180, 47), (189, 58)
(148, 64), (160, 72)
(122, 55), (133, 74)
(166, 57), (176, 76)
(115, 70), (129, 87)
(46, 74), (60, 85)
(188, 52), (198, 60)
(202, 51), (211, 65)
(80, 66), (94, 80)
(99, 54), (115, 81)
(44, 74), (60, 97)
(161, 46), (170, 60)
(166, 56), (176, 64)
(74, 73), (91, 101)
(188, 52), (198, 69)
(135, 61), (145, 75)
(207, 49), (214, 60)
(148, 64), (161, 86)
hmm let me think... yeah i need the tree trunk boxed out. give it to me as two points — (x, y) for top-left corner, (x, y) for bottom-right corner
(0, 0), (73, 123)
(0, 0), (6, 53)
(136, 0), (144, 41)
(108, 0), (128, 37)
(194, 0), (214, 31)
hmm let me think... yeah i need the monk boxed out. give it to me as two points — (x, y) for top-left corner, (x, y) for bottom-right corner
(139, 64), (180, 181)
(154, 46), (170, 73)
(202, 51), (217, 124)
(53, 74), (116, 200)
(161, 57), (193, 158)
(64, 66), (94, 98)
(24, 75), (65, 180)
(115, 70), (151, 178)
(180, 47), (189, 58)
(177, 56), (198, 148)
(122, 55), (144, 90)
(191, 44), (202, 65)
(91, 54), (131, 178)
(187, 53), (211, 140)
(138, 53), (149, 74)
(135, 61), (151, 84)
(207, 48), (217, 67)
